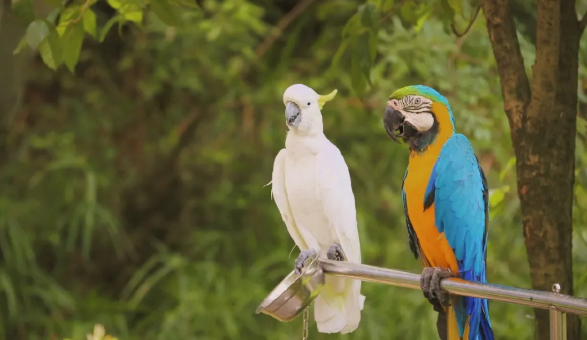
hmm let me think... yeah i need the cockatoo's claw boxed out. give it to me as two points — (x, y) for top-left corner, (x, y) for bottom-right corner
(326, 243), (346, 261)
(294, 249), (317, 275)
(420, 267), (456, 307)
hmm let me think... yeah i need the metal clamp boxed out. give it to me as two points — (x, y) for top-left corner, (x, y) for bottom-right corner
(550, 283), (567, 340)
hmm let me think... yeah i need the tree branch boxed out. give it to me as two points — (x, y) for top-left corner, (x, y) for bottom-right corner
(451, 5), (481, 37)
(379, 0), (409, 24)
(481, 0), (530, 133)
(254, 0), (316, 58)
(71, 0), (92, 25)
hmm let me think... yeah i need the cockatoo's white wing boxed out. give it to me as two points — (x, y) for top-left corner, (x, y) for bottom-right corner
(315, 143), (361, 264)
(271, 149), (308, 250)
(313, 142), (364, 335)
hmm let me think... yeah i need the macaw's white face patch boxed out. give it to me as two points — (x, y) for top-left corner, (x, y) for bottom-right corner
(393, 95), (435, 133)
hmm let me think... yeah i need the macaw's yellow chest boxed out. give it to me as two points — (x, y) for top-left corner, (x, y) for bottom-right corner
(404, 149), (459, 273)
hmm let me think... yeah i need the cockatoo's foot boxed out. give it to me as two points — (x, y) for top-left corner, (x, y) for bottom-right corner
(326, 243), (346, 261)
(420, 267), (456, 307)
(294, 249), (318, 275)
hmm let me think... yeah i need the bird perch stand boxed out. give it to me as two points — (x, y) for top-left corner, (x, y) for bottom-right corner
(256, 258), (587, 340)
(256, 252), (324, 322)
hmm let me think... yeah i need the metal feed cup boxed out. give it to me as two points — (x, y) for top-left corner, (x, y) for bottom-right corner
(255, 253), (325, 322)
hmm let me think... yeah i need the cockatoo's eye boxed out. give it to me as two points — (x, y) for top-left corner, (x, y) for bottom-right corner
(307, 102), (311, 106)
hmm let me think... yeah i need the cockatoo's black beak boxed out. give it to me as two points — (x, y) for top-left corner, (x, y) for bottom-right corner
(383, 105), (405, 143)
(285, 102), (301, 127)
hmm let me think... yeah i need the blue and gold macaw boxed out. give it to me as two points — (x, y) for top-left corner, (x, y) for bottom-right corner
(383, 85), (494, 340)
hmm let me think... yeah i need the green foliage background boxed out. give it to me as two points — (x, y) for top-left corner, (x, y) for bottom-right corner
(3, 0), (587, 339)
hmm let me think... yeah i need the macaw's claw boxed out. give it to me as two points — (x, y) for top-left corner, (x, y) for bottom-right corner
(420, 267), (456, 307)
(294, 249), (318, 275)
(327, 243), (346, 261)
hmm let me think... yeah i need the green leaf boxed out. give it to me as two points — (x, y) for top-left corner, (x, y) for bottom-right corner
(350, 38), (367, 98)
(61, 23), (85, 72)
(330, 39), (349, 72)
(342, 12), (361, 39)
(488, 189), (504, 208)
(359, 3), (378, 28)
(489, 186), (509, 208)
(0, 273), (18, 317)
(415, 4), (434, 32)
(12, 0), (36, 26)
(56, 6), (81, 36)
(357, 32), (372, 87)
(106, 0), (122, 10)
(168, 0), (199, 9)
(381, 0), (395, 12)
(83, 9), (97, 38)
(38, 25), (62, 70)
(368, 30), (378, 63)
(46, 6), (62, 22)
(123, 9), (143, 23)
(107, 0), (143, 24)
(438, 0), (456, 22)
(25, 20), (50, 49)
(13, 36), (29, 55)
(399, 2), (420, 26)
(99, 15), (122, 42)
(499, 157), (516, 182)
(151, 0), (182, 26)
(40, 0), (62, 6)
(82, 171), (97, 260)
(447, 0), (463, 17)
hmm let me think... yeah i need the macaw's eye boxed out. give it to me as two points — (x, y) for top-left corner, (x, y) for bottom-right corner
(414, 97), (422, 105)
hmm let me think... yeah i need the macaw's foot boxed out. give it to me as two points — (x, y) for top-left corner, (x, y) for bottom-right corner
(327, 243), (346, 261)
(420, 267), (456, 307)
(294, 249), (318, 275)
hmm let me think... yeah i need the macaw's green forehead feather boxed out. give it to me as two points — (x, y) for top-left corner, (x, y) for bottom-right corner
(389, 85), (455, 127)
(389, 85), (449, 105)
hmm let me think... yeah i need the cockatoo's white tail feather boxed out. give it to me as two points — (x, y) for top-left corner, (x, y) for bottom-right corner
(313, 279), (364, 334)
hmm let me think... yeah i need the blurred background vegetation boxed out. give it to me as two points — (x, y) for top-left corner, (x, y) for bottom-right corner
(2, 0), (587, 339)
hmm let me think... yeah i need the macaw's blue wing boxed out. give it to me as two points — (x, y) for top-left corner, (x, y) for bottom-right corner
(424, 134), (492, 340)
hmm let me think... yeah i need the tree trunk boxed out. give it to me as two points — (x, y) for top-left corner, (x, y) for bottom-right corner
(483, 0), (582, 339)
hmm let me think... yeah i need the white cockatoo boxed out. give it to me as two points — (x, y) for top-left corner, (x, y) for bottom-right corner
(270, 84), (365, 334)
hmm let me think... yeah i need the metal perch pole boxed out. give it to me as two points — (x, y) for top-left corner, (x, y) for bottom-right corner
(256, 255), (587, 340)
(321, 259), (587, 317)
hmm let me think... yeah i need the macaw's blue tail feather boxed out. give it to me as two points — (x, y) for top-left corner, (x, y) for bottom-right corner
(436, 301), (493, 340)
(479, 313), (494, 340)
(452, 296), (467, 337)
(478, 299), (494, 340)
(451, 292), (494, 339)
(460, 298), (494, 340)
(451, 268), (494, 340)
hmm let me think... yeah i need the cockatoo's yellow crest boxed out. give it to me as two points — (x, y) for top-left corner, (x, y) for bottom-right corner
(318, 89), (337, 110)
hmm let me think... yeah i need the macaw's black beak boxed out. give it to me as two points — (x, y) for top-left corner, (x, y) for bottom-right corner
(383, 105), (405, 143)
